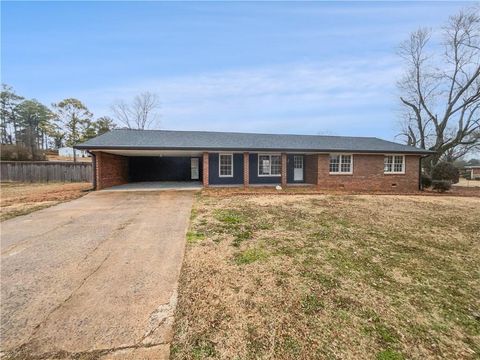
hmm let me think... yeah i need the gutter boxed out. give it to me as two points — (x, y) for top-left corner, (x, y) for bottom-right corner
(75, 145), (435, 156)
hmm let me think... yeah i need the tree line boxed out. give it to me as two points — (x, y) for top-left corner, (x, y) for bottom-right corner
(0, 85), (160, 161)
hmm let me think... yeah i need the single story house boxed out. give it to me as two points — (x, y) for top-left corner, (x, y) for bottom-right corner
(465, 165), (480, 180)
(75, 129), (433, 192)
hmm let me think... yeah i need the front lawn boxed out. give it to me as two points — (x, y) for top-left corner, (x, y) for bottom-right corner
(0, 182), (91, 221)
(172, 194), (480, 359)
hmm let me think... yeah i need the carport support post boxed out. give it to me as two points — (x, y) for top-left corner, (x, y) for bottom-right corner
(202, 152), (209, 187)
(243, 152), (249, 188)
(281, 153), (287, 188)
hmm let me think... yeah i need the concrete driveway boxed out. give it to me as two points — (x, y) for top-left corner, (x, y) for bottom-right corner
(1, 190), (194, 359)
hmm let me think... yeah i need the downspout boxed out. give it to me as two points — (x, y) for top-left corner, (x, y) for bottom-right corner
(419, 156), (423, 191)
(87, 151), (97, 190)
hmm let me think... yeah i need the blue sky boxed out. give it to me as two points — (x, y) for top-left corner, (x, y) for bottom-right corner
(1, 1), (474, 141)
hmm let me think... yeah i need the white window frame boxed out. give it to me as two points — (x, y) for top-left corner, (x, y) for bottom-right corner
(218, 153), (233, 178)
(258, 154), (281, 177)
(384, 154), (405, 174)
(329, 154), (353, 175)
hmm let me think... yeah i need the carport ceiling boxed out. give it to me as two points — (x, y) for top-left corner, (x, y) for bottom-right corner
(97, 149), (204, 157)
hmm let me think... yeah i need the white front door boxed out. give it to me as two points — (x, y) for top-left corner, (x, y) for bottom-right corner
(191, 158), (199, 180)
(293, 155), (304, 181)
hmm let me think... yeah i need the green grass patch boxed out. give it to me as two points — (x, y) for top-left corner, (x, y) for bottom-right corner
(232, 228), (253, 247)
(234, 247), (269, 265)
(214, 209), (245, 224)
(186, 231), (205, 244)
(190, 339), (216, 359)
(376, 349), (404, 360)
(301, 293), (324, 314)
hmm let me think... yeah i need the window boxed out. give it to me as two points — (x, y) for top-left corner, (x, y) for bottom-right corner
(294, 155), (303, 169)
(258, 154), (281, 176)
(329, 154), (352, 174)
(384, 155), (405, 174)
(219, 154), (233, 177)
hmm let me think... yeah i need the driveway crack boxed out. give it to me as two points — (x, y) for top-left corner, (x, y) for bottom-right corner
(138, 290), (178, 345)
(3, 341), (168, 360)
(19, 217), (137, 348)
(25, 252), (112, 344)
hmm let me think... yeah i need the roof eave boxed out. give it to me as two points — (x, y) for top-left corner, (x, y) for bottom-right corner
(75, 144), (434, 155)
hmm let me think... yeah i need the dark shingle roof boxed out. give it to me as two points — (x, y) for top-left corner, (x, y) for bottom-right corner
(76, 129), (433, 154)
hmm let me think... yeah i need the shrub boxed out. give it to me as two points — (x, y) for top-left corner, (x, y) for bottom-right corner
(420, 174), (432, 189)
(432, 180), (451, 193)
(431, 162), (459, 184)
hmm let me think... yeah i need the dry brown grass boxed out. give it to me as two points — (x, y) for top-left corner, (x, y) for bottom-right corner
(0, 182), (92, 221)
(172, 193), (480, 360)
(204, 184), (480, 198)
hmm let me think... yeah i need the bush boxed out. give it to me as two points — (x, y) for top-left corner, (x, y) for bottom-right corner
(0, 144), (46, 161)
(421, 174), (432, 189)
(432, 180), (452, 192)
(431, 162), (459, 184)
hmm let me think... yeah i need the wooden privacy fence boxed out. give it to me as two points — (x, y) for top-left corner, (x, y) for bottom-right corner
(0, 161), (93, 183)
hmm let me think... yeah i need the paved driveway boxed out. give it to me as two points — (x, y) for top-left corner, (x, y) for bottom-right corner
(1, 191), (194, 359)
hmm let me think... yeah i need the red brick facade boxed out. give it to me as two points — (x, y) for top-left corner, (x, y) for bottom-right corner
(469, 167), (480, 179)
(93, 152), (129, 190)
(310, 154), (420, 192)
(92, 151), (421, 192)
(243, 152), (249, 188)
(202, 152), (209, 187)
(305, 154), (319, 185)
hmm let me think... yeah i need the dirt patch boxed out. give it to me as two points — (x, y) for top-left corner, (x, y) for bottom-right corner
(1, 182), (92, 221)
(172, 193), (480, 359)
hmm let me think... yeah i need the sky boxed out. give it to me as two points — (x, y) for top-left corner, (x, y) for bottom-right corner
(1, 1), (475, 141)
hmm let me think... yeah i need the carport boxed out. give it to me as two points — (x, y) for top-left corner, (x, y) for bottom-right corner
(89, 149), (204, 190)
(128, 156), (202, 182)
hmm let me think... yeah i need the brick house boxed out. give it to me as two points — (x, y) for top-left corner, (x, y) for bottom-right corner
(76, 129), (433, 191)
(465, 166), (480, 180)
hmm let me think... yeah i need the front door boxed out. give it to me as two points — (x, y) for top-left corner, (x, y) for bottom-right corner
(293, 155), (304, 181)
(191, 158), (199, 180)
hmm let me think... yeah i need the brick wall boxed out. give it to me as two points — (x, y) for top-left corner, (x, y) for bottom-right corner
(94, 152), (129, 190)
(203, 152), (209, 187)
(305, 154), (319, 184)
(472, 168), (480, 179)
(243, 152), (249, 187)
(314, 154), (420, 192)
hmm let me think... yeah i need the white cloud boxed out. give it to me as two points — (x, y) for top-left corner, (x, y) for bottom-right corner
(76, 55), (403, 138)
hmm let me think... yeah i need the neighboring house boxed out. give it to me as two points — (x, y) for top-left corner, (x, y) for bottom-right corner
(465, 166), (480, 180)
(75, 129), (433, 191)
(58, 147), (88, 158)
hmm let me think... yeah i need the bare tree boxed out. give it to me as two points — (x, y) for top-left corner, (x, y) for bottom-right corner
(111, 92), (160, 130)
(398, 7), (480, 172)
